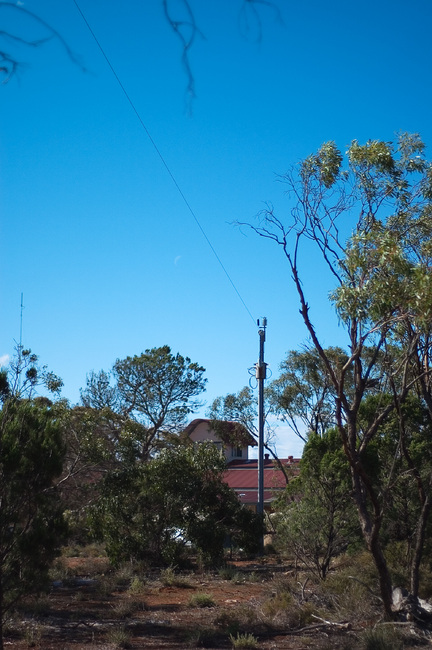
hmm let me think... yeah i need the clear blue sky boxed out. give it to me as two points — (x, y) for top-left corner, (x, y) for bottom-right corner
(1, 0), (431, 458)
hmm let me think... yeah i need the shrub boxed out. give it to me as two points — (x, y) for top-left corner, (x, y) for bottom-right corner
(218, 565), (237, 580)
(112, 601), (140, 619)
(229, 632), (259, 649)
(23, 622), (44, 647)
(214, 610), (241, 636)
(261, 577), (316, 628)
(160, 566), (192, 588)
(127, 576), (147, 596)
(106, 624), (132, 648)
(321, 552), (380, 620)
(188, 592), (216, 608)
(95, 575), (116, 599)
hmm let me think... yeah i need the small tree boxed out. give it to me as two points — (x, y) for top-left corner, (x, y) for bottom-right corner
(274, 429), (359, 579)
(268, 347), (351, 441)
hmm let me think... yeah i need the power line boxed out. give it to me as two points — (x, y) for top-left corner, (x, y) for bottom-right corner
(72, 0), (256, 325)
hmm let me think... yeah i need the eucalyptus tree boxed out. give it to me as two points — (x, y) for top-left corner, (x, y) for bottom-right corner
(243, 133), (432, 615)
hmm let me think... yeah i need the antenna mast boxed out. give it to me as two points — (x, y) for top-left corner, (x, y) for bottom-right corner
(19, 292), (24, 351)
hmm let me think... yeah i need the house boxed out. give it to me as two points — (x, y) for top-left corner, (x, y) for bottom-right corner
(183, 418), (257, 462)
(184, 418), (300, 511)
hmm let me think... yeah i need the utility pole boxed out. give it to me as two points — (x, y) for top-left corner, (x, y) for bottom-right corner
(256, 318), (267, 521)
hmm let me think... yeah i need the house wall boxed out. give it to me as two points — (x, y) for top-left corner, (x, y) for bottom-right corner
(188, 421), (249, 461)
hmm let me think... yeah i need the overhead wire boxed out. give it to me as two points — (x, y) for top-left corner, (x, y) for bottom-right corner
(72, 0), (257, 326)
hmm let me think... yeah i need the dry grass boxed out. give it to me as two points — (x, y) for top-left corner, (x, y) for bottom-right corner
(4, 548), (432, 649)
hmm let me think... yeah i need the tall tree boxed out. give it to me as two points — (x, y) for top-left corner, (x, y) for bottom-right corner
(81, 346), (207, 460)
(0, 350), (66, 650)
(243, 133), (432, 616)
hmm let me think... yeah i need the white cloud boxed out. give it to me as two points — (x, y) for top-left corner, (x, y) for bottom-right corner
(0, 354), (10, 368)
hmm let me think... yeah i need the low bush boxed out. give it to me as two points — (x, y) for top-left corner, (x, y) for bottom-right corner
(160, 566), (193, 588)
(106, 624), (132, 649)
(229, 632), (259, 649)
(127, 576), (147, 596)
(188, 592), (216, 608)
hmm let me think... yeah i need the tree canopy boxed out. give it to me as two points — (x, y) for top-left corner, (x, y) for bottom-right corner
(81, 346), (207, 461)
(0, 350), (66, 649)
(90, 442), (262, 567)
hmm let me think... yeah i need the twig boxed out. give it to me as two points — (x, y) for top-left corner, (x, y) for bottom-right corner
(311, 614), (351, 629)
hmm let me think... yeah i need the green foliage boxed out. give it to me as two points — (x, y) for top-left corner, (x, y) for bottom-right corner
(90, 443), (263, 567)
(275, 429), (360, 579)
(207, 385), (279, 458)
(3, 348), (63, 401)
(249, 131), (432, 614)
(0, 398), (67, 624)
(160, 567), (192, 588)
(106, 624), (132, 649)
(359, 395), (432, 565)
(300, 141), (343, 189)
(218, 565), (238, 581)
(261, 577), (316, 627)
(360, 626), (404, 650)
(207, 386), (259, 445)
(229, 632), (258, 649)
(127, 576), (147, 595)
(186, 627), (219, 647)
(81, 346), (207, 460)
(268, 347), (350, 439)
(188, 592), (216, 608)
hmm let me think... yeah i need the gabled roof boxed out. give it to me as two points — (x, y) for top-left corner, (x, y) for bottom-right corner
(183, 418), (257, 447)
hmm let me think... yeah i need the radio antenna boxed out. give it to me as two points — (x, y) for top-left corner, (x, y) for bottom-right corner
(19, 293), (24, 351)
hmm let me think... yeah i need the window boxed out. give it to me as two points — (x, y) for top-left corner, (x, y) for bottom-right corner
(232, 446), (242, 458)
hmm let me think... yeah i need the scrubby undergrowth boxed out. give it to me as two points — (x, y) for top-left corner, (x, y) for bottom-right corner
(3, 546), (432, 649)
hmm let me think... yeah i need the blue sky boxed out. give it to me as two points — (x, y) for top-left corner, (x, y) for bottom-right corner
(1, 0), (432, 458)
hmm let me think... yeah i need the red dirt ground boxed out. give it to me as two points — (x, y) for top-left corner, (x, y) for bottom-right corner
(2, 556), (427, 649)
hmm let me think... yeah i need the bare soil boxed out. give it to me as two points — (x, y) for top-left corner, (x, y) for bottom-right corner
(3, 555), (429, 649)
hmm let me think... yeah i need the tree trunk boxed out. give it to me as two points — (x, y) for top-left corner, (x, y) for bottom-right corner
(410, 498), (431, 598)
(370, 534), (394, 618)
(350, 457), (394, 618)
(0, 570), (4, 650)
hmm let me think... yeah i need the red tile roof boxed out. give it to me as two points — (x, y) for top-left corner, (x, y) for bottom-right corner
(224, 467), (287, 490)
(223, 457), (300, 505)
